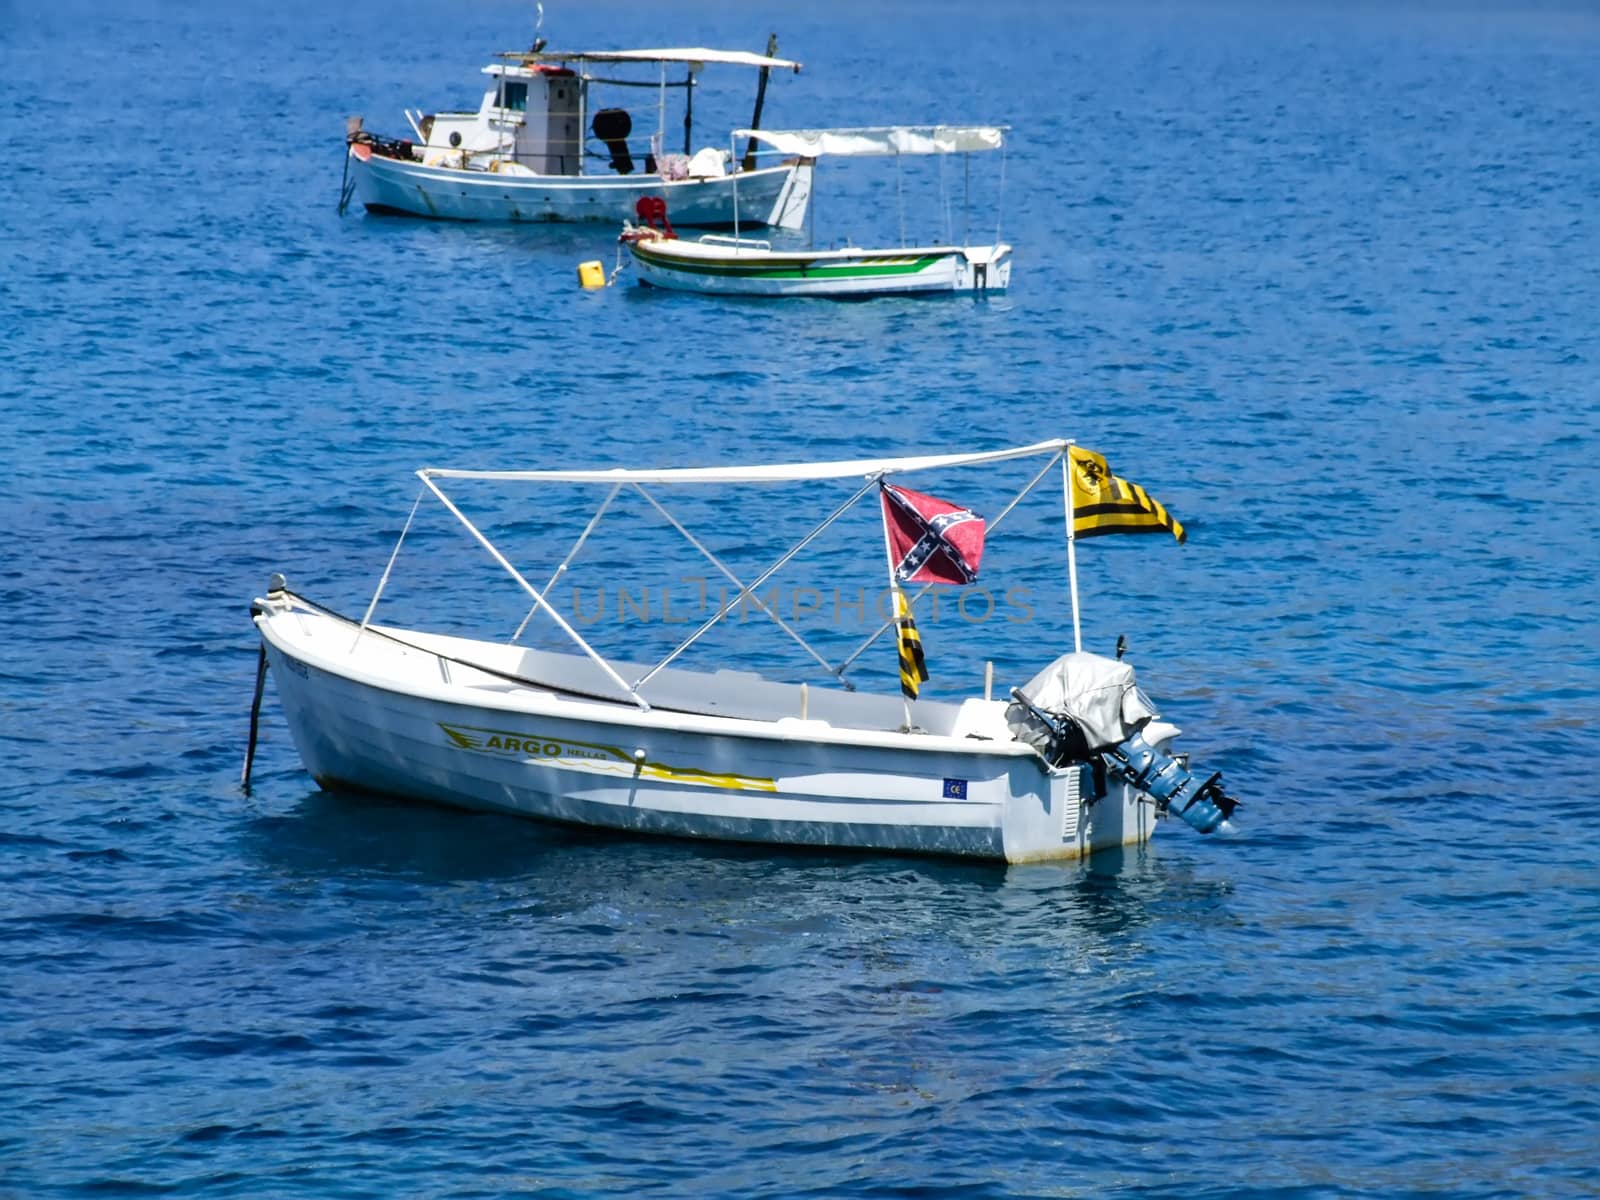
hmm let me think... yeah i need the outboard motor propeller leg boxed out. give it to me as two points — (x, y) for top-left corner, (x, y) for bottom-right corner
(1103, 728), (1239, 834)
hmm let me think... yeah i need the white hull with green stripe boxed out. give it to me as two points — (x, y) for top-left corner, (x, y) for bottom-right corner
(628, 234), (1012, 297)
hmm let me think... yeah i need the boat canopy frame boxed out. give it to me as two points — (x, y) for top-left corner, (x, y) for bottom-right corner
(727, 124), (1009, 249)
(490, 45), (802, 165)
(358, 440), (1089, 713)
(734, 125), (1005, 158)
(500, 47), (803, 72)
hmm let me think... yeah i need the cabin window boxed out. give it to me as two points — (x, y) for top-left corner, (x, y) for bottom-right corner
(500, 81), (528, 112)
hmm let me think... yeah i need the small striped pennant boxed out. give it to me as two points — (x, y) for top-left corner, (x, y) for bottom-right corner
(895, 592), (930, 700)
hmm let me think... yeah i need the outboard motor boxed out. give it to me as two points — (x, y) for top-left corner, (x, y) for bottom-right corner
(1007, 651), (1239, 836)
(592, 108), (634, 175)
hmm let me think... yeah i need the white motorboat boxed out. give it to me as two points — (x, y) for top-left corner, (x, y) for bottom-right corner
(342, 40), (812, 228)
(246, 440), (1238, 863)
(622, 126), (1011, 296)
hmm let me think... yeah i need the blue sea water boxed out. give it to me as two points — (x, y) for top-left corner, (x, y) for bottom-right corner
(4, 0), (1600, 1194)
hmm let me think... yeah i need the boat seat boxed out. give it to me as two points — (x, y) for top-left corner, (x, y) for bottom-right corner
(950, 699), (1014, 741)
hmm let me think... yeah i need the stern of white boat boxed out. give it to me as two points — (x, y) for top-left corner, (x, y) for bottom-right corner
(958, 244), (1012, 292)
(765, 157), (814, 230)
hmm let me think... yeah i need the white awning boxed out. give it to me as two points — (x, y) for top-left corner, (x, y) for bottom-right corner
(422, 440), (1069, 485)
(503, 47), (803, 71)
(733, 125), (1006, 158)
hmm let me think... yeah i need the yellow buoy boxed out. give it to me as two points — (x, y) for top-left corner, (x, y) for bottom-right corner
(577, 260), (606, 289)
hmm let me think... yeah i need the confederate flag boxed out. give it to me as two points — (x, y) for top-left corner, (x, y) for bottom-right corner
(880, 483), (987, 585)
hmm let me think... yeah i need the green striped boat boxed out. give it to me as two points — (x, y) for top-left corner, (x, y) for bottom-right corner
(628, 234), (1012, 297)
(622, 124), (1013, 298)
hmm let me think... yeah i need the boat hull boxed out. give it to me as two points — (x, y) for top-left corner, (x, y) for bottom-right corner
(350, 148), (811, 228)
(256, 604), (1155, 864)
(628, 237), (1012, 296)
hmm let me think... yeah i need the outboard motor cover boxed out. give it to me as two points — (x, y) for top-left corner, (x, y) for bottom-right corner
(1005, 651), (1156, 760)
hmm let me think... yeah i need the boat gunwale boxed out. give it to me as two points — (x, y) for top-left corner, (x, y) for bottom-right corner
(630, 240), (990, 267)
(631, 247), (948, 281)
(255, 598), (1044, 763)
(352, 148), (799, 190)
(629, 240), (1010, 284)
(641, 236), (1011, 261)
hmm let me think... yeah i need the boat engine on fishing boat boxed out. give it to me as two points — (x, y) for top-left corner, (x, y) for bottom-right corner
(1006, 651), (1238, 834)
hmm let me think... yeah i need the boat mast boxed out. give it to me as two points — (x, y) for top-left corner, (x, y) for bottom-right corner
(577, 62), (587, 178)
(495, 67), (510, 163)
(740, 33), (778, 171)
(837, 448), (1063, 681)
(876, 474), (915, 729)
(682, 66), (695, 154)
(657, 61), (666, 167)
(1062, 446), (1083, 653)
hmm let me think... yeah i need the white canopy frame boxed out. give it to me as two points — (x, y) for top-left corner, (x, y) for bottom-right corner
(626, 483), (853, 688)
(494, 46), (801, 176)
(422, 441), (1062, 484)
(410, 472), (651, 709)
(733, 126), (1005, 158)
(510, 482), (622, 644)
(627, 476), (879, 693)
(505, 47), (803, 72)
(356, 440), (1084, 711)
(727, 124), (1009, 250)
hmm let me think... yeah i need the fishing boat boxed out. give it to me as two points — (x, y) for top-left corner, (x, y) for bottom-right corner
(621, 126), (1012, 296)
(341, 38), (812, 228)
(245, 440), (1238, 864)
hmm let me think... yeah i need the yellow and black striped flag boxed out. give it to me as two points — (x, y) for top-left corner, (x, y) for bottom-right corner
(1069, 446), (1186, 544)
(894, 592), (930, 700)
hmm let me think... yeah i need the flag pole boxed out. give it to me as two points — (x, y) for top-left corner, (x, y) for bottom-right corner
(1062, 446), (1082, 653)
(876, 479), (915, 730)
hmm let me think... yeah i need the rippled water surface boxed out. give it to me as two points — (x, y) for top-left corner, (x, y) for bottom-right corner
(4, 0), (1599, 1195)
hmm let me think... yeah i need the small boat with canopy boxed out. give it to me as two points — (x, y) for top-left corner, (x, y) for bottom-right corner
(622, 125), (1011, 296)
(246, 440), (1238, 863)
